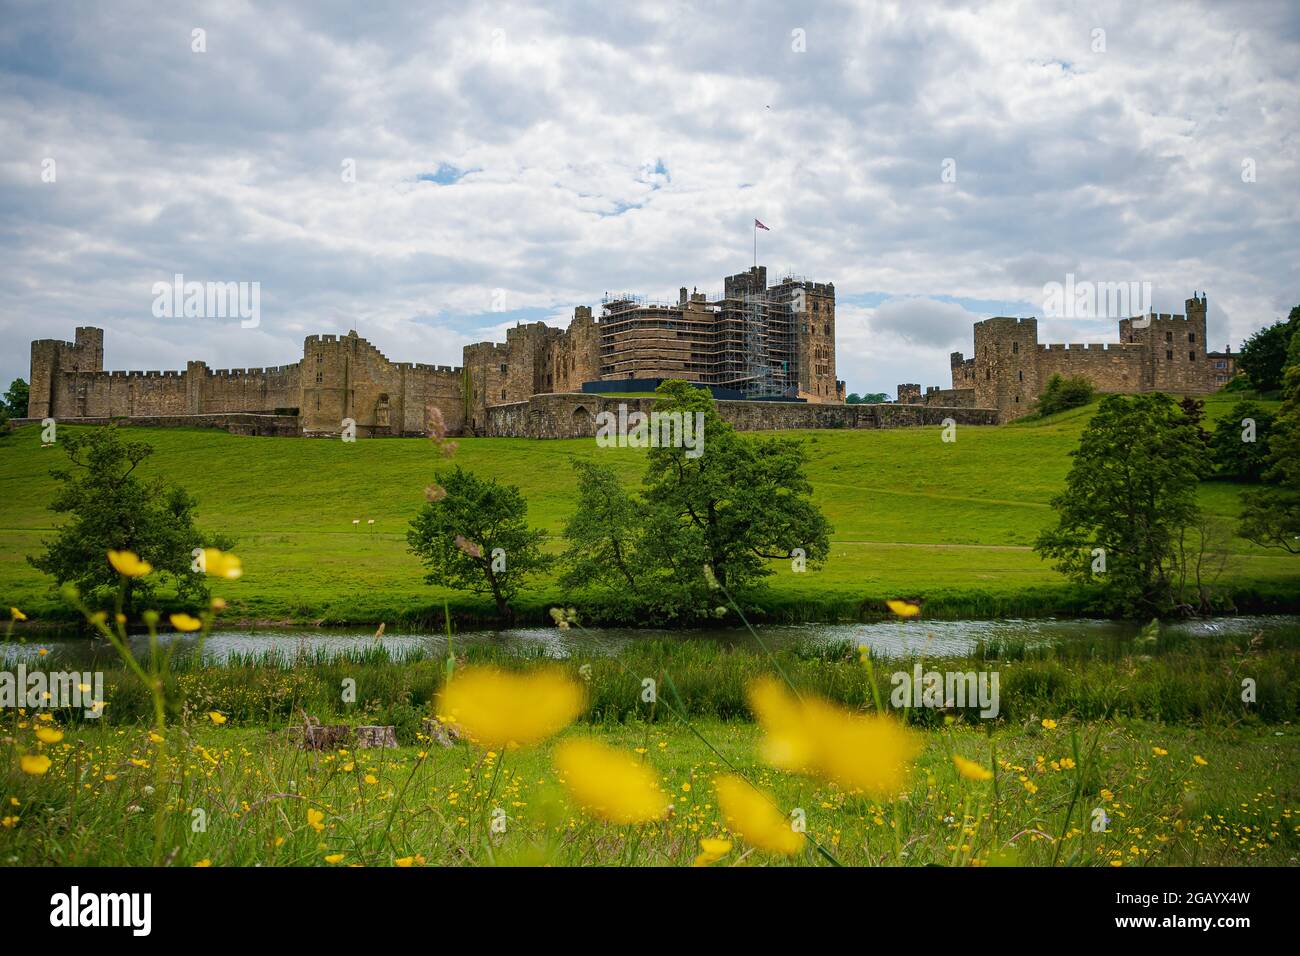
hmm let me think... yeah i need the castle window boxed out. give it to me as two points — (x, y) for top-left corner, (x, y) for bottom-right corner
(501, 388), (507, 400)
(986, 369), (991, 380)
(315, 371), (322, 384)
(1189, 351), (1196, 361)
(1012, 342), (1019, 354)
(1166, 350), (1173, 360)
(1188, 332), (1195, 343)
(1014, 395), (1019, 403)
(500, 364), (508, 374)
(1166, 331), (1172, 342)
(1018, 370), (1023, 381)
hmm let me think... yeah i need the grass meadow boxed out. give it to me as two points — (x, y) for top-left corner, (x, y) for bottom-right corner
(0, 393), (1295, 625)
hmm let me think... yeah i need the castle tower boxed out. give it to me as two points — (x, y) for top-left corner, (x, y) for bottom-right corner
(1117, 292), (1209, 394)
(28, 326), (105, 418)
(972, 317), (1039, 421)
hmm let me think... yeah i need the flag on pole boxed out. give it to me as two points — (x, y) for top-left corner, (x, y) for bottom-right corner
(754, 219), (770, 231)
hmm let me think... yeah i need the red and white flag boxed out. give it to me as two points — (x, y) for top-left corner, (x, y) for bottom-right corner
(754, 218), (770, 231)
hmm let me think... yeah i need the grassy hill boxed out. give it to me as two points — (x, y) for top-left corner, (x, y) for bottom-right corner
(1, 393), (1296, 625)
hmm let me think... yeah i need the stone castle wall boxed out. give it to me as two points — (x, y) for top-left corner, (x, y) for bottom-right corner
(485, 393), (997, 439)
(951, 294), (1214, 421)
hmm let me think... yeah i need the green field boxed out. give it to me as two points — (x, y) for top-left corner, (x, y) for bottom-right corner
(1, 394), (1296, 625)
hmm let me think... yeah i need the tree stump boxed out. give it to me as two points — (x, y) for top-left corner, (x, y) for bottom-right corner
(355, 725), (398, 749)
(421, 717), (461, 748)
(289, 709), (353, 751)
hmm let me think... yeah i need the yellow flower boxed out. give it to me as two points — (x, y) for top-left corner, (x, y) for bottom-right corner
(307, 808), (326, 832)
(34, 727), (63, 745)
(107, 549), (152, 577)
(364, 774), (378, 785)
(10, 607), (26, 621)
(1152, 747), (1168, 757)
(886, 599), (920, 618)
(1193, 754), (1208, 766)
(953, 754), (993, 782)
(208, 711), (227, 725)
(693, 836), (733, 866)
(20, 755), (51, 775)
(553, 739), (668, 825)
(193, 859), (211, 867)
(438, 667), (583, 749)
(324, 853), (345, 864)
(170, 613), (202, 633)
(394, 856), (416, 867)
(715, 775), (805, 856)
(748, 678), (920, 798)
(1041, 719), (1057, 729)
(1, 816), (17, 828)
(103, 774), (117, 782)
(200, 548), (243, 580)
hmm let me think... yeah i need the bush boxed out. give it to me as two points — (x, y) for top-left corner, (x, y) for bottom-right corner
(1034, 374), (1094, 417)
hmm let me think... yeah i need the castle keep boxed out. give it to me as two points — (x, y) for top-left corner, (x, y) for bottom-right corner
(946, 293), (1233, 421)
(27, 266), (853, 438)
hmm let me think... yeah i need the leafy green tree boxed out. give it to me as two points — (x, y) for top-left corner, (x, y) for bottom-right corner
(28, 427), (218, 610)
(1237, 310), (1298, 392)
(1034, 373), (1094, 417)
(640, 380), (832, 595)
(845, 392), (861, 404)
(1034, 393), (1204, 615)
(559, 459), (645, 592)
(1241, 331), (1300, 552)
(407, 466), (551, 618)
(3, 378), (27, 418)
(1210, 401), (1274, 482)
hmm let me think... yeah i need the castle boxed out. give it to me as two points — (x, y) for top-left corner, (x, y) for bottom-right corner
(26, 266), (853, 438)
(936, 293), (1234, 421)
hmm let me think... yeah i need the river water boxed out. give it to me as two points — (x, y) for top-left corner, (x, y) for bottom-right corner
(3, 615), (1296, 667)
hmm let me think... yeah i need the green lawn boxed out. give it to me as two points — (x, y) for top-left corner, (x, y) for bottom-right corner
(1, 393), (1296, 624)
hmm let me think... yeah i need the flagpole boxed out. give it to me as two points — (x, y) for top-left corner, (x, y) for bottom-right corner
(753, 221), (757, 270)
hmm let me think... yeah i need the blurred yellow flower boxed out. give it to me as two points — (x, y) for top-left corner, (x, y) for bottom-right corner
(1193, 755), (1208, 766)
(1, 816), (17, 828)
(201, 548), (243, 580)
(1152, 747), (1168, 757)
(553, 739), (668, 825)
(193, 859), (211, 867)
(439, 667), (583, 749)
(107, 550), (151, 577)
(307, 808), (325, 832)
(394, 856), (416, 867)
(20, 755), (51, 775)
(208, 711), (227, 725)
(693, 836), (733, 866)
(10, 607), (26, 621)
(715, 775), (804, 856)
(169, 613), (202, 633)
(886, 599), (920, 618)
(34, 727), (63, 745)
(364, 774), (378, 785)
(953, 754), (993, 782)
(1041, 719), (1057, 729)
(324, 853), (345, 864)
(748, 678), (921, 798)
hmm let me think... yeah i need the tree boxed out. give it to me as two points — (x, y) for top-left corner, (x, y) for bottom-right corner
(1034, 373), (1094, 417)
(1034, 393), (1204, 615)
(640, 380), (832, 596)
(559, 459), (645, 593)
(28, 427), (219, 609)
(1236, 309), (1298, 393)
(1240, 330), (1300, 552)
(3, 378), (27, 418)
(1209, 401), (1274, 482)
(846, 393), (861, 404)
(407, 466), (551, 618)
(846, 392), (887, 404)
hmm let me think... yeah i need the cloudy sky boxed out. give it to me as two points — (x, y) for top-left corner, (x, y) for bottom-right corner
(2, 0), (1297, 399)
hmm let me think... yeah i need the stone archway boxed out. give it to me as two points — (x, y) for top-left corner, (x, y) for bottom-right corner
(571, 404), (593, 437)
